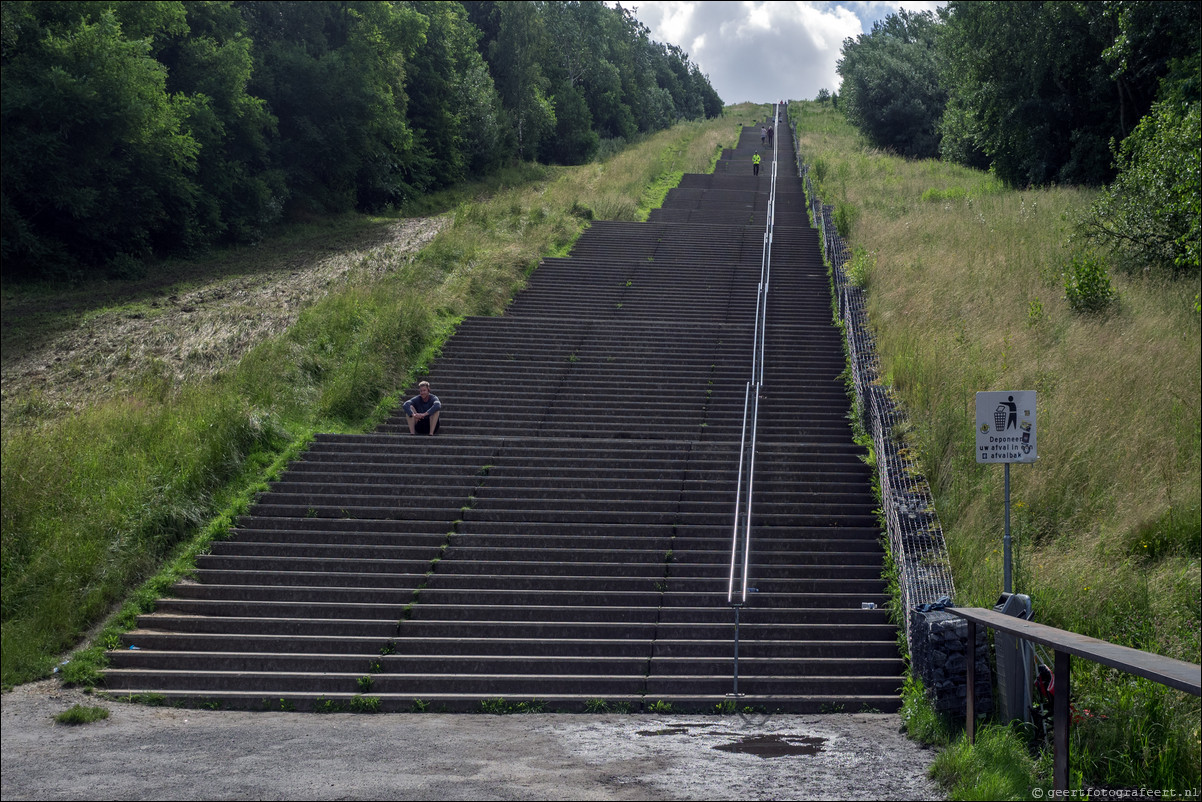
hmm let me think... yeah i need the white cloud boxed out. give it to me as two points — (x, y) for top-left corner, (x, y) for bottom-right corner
(616, 1), (945, 104)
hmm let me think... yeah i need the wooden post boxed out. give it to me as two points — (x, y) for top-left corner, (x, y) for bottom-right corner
(1054, 650), (1070, 791)
(966, 619), (976, 744)
(943, 606), (1200, 794)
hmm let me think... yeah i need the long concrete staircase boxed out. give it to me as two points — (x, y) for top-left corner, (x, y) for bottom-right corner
(104, 113), (903, 713)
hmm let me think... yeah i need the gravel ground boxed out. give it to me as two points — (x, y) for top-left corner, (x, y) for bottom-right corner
(2, 681), (944, 801)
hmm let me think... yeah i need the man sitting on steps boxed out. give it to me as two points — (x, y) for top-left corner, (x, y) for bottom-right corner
(403, 380), (441, 435)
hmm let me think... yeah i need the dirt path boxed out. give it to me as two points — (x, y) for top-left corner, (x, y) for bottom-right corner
(1, 217), (448, 424)
(2, 680), (944, 801)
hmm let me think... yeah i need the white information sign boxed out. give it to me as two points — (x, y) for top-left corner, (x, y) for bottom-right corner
(975, 391), (1037, 463)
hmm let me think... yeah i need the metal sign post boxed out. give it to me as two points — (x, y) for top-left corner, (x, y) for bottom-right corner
(976, 391), (1038, 594)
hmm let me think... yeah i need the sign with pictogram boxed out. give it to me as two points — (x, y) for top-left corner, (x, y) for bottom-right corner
(975, 391), (1037, 464)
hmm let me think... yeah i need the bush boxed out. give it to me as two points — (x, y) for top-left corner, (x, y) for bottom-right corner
(1063, 253), (1116, 314)
(921, 187), (967, 203)
(834, 201), (857, 238)
(845, 246), (875, 288)
(1085, 98), (1200, 276)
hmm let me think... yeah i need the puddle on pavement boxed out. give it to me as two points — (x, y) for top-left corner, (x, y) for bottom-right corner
(634, 725), (828, 759)
(637, 723), (712, 737)
(637, 727), (691, 737)
(712, 734), (827, 758)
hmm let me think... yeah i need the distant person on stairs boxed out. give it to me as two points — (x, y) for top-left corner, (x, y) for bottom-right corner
(753, 151), (761, 176)
(403, 381), (441, 435)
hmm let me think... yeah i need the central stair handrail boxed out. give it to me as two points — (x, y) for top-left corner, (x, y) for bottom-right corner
(727, 103), (782, 695)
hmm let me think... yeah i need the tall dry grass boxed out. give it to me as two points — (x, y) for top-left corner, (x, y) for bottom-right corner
(794, 100), (1200, 790)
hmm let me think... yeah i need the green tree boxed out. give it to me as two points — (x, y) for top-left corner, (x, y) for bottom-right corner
(543, 0), (623, 147)
(1, 2), (199, 277)
(242, 1), (426, 212)
(837, 10), (945, 159)
(542, 80), (598, 164)
(1102, 1), (1202, 136)
(939, 0), (1199, 186)
(156, 1), (283, 244)
(463, 0), (720, 157)
(689, 62), (723, 120)
(487, 1), (555, 160)
(403, 2), (468, 186)
(939, 1), (1123, 186)
(606, 5), (660, 134)
(1085, 55), (1201, 275)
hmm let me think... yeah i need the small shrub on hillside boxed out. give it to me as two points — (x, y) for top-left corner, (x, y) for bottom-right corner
(811, 157), (828, 183)
(1026, 297), (1044, 327)
(921, 187), (966, 203)
(845, 246), (875, 289)
(1063, 253), (1116, 314)
(834, 201), (857, 238)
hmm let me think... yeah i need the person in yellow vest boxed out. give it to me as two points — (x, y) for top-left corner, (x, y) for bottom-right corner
(752, 151), (761, 176)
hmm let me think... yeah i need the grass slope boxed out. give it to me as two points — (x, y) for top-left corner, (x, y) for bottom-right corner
(792, 99), (1200, 794)
(0, 107), (757, 689)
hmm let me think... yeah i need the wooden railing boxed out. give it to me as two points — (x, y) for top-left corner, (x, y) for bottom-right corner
(946, 607), (1201, 791)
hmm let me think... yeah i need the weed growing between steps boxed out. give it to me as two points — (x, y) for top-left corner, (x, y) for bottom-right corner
(479, 698), (547, 715)
(348, 696), (381, 714)
(313, 697), (344, 714)
(389, 452), (494, 649)
(1, 107), (757, 691)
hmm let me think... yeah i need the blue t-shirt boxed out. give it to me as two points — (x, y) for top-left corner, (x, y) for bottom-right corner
(403, 393), (440, 416)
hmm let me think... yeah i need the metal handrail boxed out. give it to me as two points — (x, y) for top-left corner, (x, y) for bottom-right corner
(727, 105), (783, 696)
(727, 381), (752, 602)
(728, 106), (778, 606)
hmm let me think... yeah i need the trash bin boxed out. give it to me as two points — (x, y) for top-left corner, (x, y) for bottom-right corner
(993, 592), (1033, 724)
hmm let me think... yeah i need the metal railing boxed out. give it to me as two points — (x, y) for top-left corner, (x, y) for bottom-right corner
(797, 150), (956, 654)
(727, 102), (783, 695)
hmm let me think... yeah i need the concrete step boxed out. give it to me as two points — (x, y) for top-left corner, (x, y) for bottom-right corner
(103, 147), (902, 712)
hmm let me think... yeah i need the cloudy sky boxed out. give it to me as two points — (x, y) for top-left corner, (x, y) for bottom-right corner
(620, 1), (944, 104)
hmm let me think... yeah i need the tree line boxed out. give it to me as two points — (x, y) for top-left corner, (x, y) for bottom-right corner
(834, 1), (1200, 275)
(0, 1), (723, 280)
